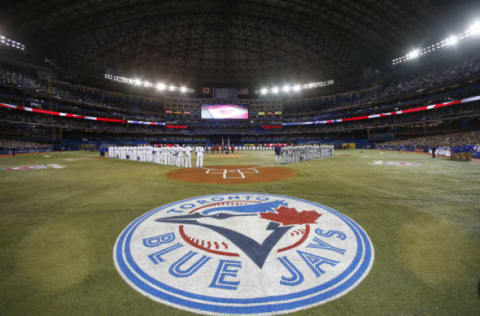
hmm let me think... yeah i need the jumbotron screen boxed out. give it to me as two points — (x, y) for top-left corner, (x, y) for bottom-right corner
(201, 104), (249, 120)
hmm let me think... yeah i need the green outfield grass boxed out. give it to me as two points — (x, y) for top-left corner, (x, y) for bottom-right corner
(0, 150), (479, 315)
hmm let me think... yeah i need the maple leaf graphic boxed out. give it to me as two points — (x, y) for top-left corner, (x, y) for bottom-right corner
(259, 206), (321, 226)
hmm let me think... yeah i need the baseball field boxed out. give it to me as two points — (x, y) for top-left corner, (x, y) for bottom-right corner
(0, 149), (479, 315)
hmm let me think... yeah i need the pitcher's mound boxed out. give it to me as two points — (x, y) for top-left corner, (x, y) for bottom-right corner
(167, 165), (295, 184)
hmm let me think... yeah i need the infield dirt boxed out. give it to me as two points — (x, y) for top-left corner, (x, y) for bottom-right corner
(166, 164), (296, 184)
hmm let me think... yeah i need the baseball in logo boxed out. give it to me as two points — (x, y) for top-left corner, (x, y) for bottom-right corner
(114, 193), (374, 315)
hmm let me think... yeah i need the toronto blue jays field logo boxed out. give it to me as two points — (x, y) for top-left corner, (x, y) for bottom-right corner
(114, 193), (374, 315)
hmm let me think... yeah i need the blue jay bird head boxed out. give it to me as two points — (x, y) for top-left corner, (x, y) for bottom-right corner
(155, 212), (256, 225)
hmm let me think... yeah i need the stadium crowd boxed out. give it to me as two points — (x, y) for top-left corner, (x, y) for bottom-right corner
(376, 131), (480, 151)
(1, 56), (480, 151)
(0, 65), (166, 118)
(284, 57), (480, 119)
(1, 56), (480, 123)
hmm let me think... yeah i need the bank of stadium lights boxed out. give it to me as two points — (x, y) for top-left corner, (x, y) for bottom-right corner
(393, 20), (480, 65)
(257, 80), (334, 95)
(104, 74), (194, 93)
(469, 20), (480, 35)
(0, 35), (25, 51)
(445, 35), (459, 46)
(156, 82), (166, 91)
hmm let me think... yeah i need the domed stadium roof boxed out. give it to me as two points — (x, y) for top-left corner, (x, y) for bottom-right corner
(1, 0), (478, 87)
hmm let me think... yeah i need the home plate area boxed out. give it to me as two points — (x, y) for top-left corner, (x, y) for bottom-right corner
(167, 165), (295, 184)
(205, 167), (259, 179)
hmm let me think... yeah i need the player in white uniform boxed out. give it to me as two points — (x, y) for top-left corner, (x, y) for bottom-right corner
(177, 147), (185, 167)
(136, 146), (141, 161)
(142, 146), (147, 161)
(146, 146), (153, 163)
(152, 147), (158, 164)
(125, 146), (129, 160)
(157, 147), (163, 164)
(167, 147), (173, 165)
(184, 145), (193, 168)
(139, 146), (145, 162)
(135, 146), (139, 161)
(130, 146), (134, 160)
(167, 147), (172, 166)
(170, 147), (177, 166)
(161, 147), (167, 165)
(195, 146), (204, 168)
(157, 147), (163, 165)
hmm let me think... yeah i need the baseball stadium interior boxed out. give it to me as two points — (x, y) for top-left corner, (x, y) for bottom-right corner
(1, 1), (479, 316)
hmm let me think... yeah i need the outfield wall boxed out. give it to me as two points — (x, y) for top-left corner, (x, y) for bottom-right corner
(0, 148), (53, 155)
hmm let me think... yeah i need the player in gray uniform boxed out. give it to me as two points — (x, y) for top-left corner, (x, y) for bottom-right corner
(275, 144), (334, 164)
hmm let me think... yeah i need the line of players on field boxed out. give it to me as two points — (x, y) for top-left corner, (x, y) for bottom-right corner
(108, 145), (205, 168)
(207, 145), (274, 152)
(274, 144), (334, 164)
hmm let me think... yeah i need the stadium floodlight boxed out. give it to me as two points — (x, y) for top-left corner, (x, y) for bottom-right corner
(445, 35), (458, 46)
(407, 49), (420, 59)
(0, 34), (25, 51)
(255, 80), (332, 94)
(393, 18), (480, 66)
(468, 21), (480, 35)
(104, 74), (193, 93)
(156, 82), (166, 91)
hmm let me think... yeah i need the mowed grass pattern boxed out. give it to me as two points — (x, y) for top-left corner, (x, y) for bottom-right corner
(0, 150), (479, 315)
